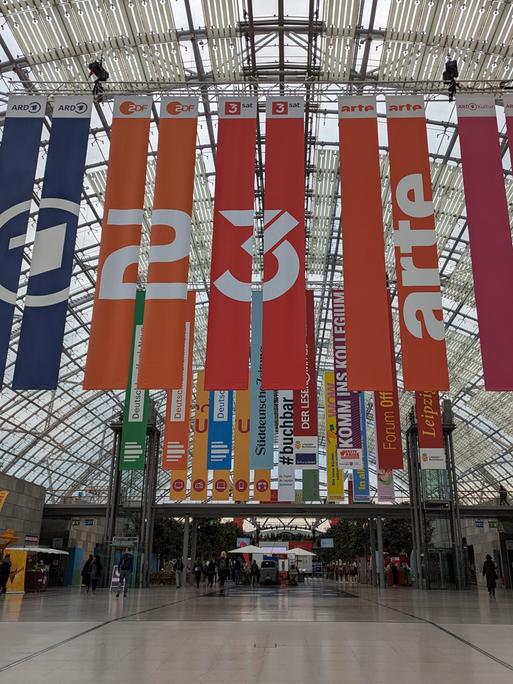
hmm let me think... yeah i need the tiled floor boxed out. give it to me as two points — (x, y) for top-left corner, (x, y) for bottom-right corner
(0, 580), (512, 683)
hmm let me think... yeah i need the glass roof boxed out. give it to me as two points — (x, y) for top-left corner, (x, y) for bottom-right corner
(0, 0), (512, 504)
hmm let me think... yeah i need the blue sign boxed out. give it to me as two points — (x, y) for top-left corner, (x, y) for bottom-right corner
(207, 390), (234, 470)
(13, 97), (92, 389)
(249, 290), (274, 468)
(0, 96), (46, 384)
(353, 392), (370, 502)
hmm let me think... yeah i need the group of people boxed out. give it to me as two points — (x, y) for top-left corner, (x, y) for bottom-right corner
(80, 548), (134, 597)
(186, 554), (262, 591)
(81, 554), (103, 593)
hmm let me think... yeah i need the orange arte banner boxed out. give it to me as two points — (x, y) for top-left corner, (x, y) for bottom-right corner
(386, 96), (449, 391)
(212, 471), (230, 500)
(338, 96), (393, 391)
(233, 388), (250, 501)
(189, 370), (209, 500)
(163, 291), (196, 471)
(83, 96), (151, 389)
(139, 97), (198, 389)
(253, 469), (271, 502)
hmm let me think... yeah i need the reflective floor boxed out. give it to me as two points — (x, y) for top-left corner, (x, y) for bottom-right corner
(1, 580), (513, 683)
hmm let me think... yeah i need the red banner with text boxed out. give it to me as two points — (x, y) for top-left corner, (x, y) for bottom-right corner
(262, 97), (306, 390)
(139, 97), (198, 389)
(416, 391), (445, 470)
(84, 97), (151, 389)
(386, 96), (449, 391)
(205, 98), (257, 390)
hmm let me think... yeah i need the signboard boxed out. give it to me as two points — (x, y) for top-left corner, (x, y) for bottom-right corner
(320, 538), (334, 549)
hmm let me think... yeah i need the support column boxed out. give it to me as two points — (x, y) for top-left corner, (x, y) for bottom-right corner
(376, 516), (385, 590)
(182, 515), (190, 586)
(406, 410), (426, 589)
(138, 403), (160, 588)
(369, 518), (377, 586)
(443, 399), (464, 589)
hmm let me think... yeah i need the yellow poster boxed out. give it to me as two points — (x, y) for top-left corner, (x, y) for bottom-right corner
(0, 490), (9, 512)
(190, 371), (209, 501)
(325, 371), (344, 500)
(233, 388), (250, 501)
(253, 469), (271, 502)
(6, 550), (26, 593)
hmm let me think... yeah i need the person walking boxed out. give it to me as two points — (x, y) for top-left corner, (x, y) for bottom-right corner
(0, 554), (12, 595)
(207, 559), (216, 588)
(116, 549), (134, 598)
(234, 557), (242, 585)
(250, 559), (260, 588)
(390, 563), (399, 587)
(218, 552), (229, 593)
(81, 554), (94, 592)
(499, 484), (509, 506)
(193, 559), (203, 589)
(89, 555), (103, 592)
(482, 554), (498, 597)
(175, 557), (184, 588)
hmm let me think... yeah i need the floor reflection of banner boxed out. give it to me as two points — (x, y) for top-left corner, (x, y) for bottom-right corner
(190, 371), (209, 500)
(324, 371), (344, 501)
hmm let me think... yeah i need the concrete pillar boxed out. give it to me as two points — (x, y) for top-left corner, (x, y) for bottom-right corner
(369, 518), (377, 586)
(182, 515), (190, 586)
(376, 516), (385, 590)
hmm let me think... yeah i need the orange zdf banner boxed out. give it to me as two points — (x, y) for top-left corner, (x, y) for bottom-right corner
(84, 97), (151, 389)
(338, 97), (393, 391)
(386, 96), (449, 391)
(233, 388), (250, 500)
(190, 370), (209, 500)
(139, 97), (198, 389)
(205, 97), (257, 390)
(262, 97), (306, 390)
(164, 291), (196, 472)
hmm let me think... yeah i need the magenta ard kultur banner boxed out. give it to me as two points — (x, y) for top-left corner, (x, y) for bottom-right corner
(331, 289), (363, 469)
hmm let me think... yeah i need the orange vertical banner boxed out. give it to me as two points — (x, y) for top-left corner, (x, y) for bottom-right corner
(165, 290), (196, 491)
(233, 388), (250, 501)
(139, 97), (198, 389)
(83, 96), (151, 389)
(338, 96), (393, 390)
(212, 471), (230, 500)
(253, 469), (271, 502)
(189, 370), (209, 500)
(386, 96), (449, 391)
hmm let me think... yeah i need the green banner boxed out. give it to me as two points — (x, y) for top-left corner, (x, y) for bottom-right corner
(120, 290), (149, 470)
(302, 469), (319, 502)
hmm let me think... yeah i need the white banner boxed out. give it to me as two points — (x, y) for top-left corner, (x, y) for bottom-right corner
(277, 390), (295, 502)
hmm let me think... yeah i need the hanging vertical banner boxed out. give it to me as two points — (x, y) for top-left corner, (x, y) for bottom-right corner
(14, 96), (93, 389)
(0, 95), (46, 384)
(138, 97), (197, 389)
(249, 291), (274, 469)
(207, 390), (234, 470)
(162, 291), (196, 471)
(212, 470), (231, 501)
(262, 97), (306, 390)
(83, 96), (151, 390)
(353, 393), (370, 502)
(457, 94), (513, 390)
(338, 96), (393, 391)
(416, 391), (446, 470)
(293, 290), (318, 469)
(233, 388), (251, 501)
(377, 469), (396, 503)
(324, 371), (344, 501)
(119, 290), (149, 470)
(205, 97), (257, 390)
(253, 469), (271, 501)
(277, 390), (295, 502)
(190, 370), (209, 500)
(303, 470), (319, 501)
(386, 96), (449, 391)
(332, 289), (363, 469)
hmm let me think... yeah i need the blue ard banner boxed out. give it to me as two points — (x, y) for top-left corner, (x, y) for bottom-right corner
(0, 95), (46, 384)
(353, 392), (371, 502)
(249, 290), (274, 468)
(207, 390), (234, 470)
(13, 97), (93, 389)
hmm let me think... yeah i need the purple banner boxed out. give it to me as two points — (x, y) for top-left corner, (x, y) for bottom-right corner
(331, 289), (363, 469)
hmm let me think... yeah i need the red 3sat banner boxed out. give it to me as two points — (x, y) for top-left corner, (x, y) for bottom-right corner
(262, 97), (306, 390)
(416, 391), (446, 470)
(205, 97), (257, 391)
(386, 96), (449, 391)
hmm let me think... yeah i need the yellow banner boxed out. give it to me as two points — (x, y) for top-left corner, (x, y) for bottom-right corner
(190, 370), (209, 500)
(170, 471), (187, 501)
(253, 469), (271, 501)
(7, 550), (27, 593)
(212, 471), (230, 500)
(325, 371), (344, 500)
(0, 490), (8, 512)
(233, 388), (250, 501)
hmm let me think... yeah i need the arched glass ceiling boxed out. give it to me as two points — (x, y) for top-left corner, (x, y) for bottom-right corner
(0, 0), (512, 504)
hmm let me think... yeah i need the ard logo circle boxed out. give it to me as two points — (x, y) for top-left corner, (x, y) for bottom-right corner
(215, 480), (227, 492)
(235, 479), (247, 492)
(193, 479), (205, 492)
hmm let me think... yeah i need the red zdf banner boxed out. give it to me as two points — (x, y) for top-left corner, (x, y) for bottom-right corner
(139, 97), (198, 389)
(262, 97), (306, 390)
(386, 96), (449, 391)
(205, 98), (257, 390)
(163, 291), (196, 471)
(338, 96), (393, 391)
(415, 391), (446, 470)
(293, 290), (318, 468)
(84, 97), (151, 389)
